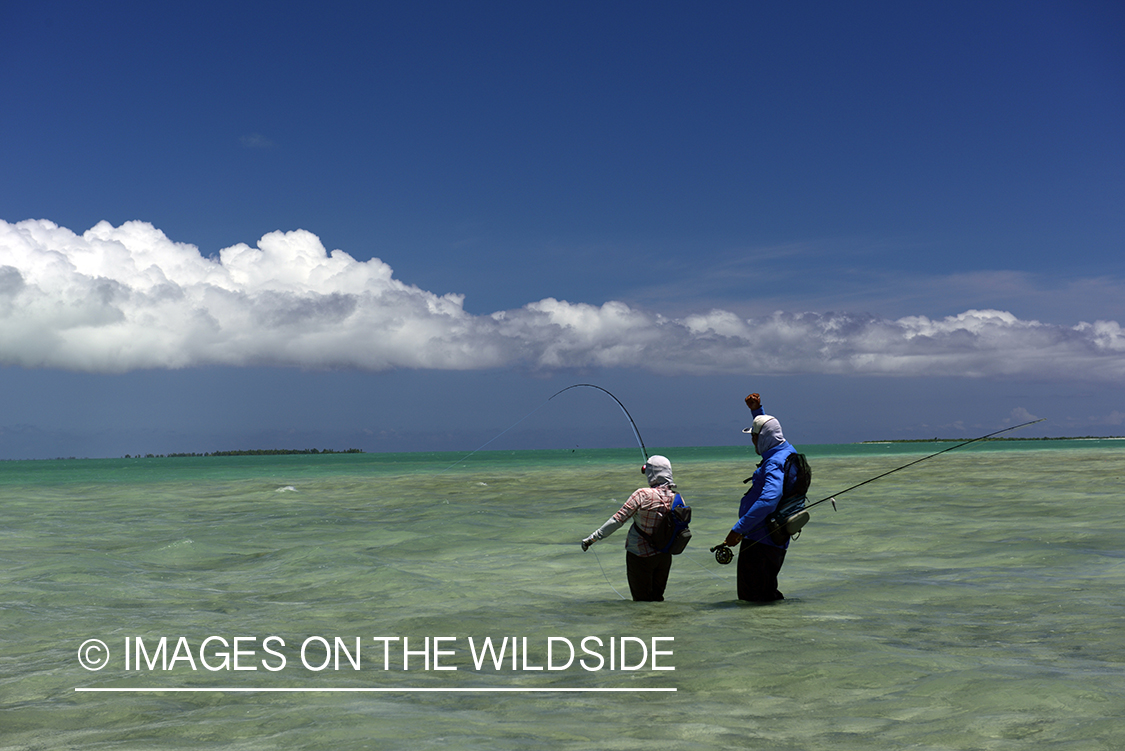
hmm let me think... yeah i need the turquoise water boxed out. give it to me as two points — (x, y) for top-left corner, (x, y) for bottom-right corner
(3, 441), (1123, 749)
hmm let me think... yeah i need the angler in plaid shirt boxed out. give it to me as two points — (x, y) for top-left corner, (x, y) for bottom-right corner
(580, 455), (678, 601)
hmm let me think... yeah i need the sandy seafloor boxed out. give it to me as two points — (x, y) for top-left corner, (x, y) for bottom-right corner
(3, 440), (1122, 749)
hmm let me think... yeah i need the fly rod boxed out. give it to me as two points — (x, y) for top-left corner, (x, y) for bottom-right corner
(549, 384), (649, 463)
(804, 417), (1047, 513)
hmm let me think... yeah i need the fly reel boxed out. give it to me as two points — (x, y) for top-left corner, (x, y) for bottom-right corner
(709, 544), (734, 565)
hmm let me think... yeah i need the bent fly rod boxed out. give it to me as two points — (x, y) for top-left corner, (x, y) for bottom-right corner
(550, 383), (652, 600)
(436, 383), (649, 475)
(549, 384), (649, 463)
(805, 417), (1047, 513)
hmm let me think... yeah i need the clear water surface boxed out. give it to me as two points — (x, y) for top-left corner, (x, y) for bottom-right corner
(3, 440), (1123, 749)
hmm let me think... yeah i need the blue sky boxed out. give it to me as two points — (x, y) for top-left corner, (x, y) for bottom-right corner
(1, 1), (1123, 459)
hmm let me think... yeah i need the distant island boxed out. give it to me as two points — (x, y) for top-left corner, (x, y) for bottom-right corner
(860, 436), (1124, 444)
(124, 448), (365, 458)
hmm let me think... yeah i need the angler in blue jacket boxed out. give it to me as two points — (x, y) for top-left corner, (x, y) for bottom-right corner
(723, 393), (796, 602)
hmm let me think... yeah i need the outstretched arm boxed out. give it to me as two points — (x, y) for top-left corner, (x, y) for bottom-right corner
(581, 517), (623, 550)
(581, 489), (643, 550)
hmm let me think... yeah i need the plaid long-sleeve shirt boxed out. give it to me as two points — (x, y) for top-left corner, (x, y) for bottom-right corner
(607, 484), (676, 556)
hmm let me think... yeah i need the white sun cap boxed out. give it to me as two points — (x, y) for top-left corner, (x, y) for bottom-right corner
(742, 414), (775, 435)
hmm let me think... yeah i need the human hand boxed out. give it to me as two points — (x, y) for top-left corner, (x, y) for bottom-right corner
(724, 530), (743, 547)
(580, 536), (595, 551)
(745, 393), (761, 410)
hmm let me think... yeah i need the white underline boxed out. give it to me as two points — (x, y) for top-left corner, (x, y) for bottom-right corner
(75, 687), (676, 693)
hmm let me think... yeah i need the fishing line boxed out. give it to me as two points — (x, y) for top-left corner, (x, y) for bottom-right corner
(589, 545), (627, 599)
(680, 548), (725, 580)
(432, 398), (556, 475)
(549, 384), (649, 463)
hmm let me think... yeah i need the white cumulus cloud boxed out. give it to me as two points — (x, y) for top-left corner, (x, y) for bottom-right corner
(1, 219), (1123, 382)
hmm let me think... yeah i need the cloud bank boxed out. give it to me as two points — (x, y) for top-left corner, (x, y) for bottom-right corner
(2, 219), (1123, 381)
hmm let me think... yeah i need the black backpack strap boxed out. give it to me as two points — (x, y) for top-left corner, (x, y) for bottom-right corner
(743, 460), (765, 484)
(632, 493), (679, 552)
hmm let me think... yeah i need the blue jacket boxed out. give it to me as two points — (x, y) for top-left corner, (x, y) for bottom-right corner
(733, 440), (796, 549)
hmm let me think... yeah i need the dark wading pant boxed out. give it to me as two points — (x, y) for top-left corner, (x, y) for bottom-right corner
(626, 551), (673, 602)
(737, 539), (786, 602)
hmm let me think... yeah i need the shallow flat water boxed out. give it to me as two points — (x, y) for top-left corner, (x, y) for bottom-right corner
(2, 442), (1123, 749)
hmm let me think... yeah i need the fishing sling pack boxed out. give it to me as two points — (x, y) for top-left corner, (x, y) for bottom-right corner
(635, 493), (692, 555)
(765, 453), (812, 545)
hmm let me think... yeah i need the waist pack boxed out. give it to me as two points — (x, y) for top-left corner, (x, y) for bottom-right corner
(635, 493), (692, 555)
(765, 495), (809, 545)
